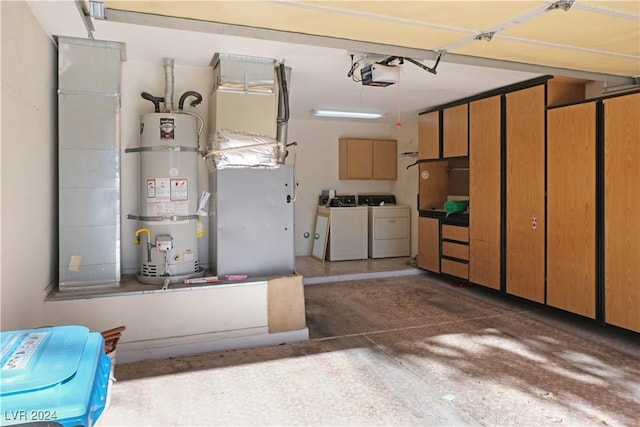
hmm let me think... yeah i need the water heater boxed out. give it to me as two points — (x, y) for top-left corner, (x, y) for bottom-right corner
(134, 113), (203, 284)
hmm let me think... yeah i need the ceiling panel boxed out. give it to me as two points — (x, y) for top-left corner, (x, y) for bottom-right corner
(107, 1), (465, 51)
(298, 1), (545, 32)
(106, 0), (640, 77)
(582, 1), (640, 15)
(455, 38), (640, 76)
(502, 7), (640, 56)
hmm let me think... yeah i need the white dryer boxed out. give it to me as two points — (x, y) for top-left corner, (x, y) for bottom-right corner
(359, 195), (411, 259)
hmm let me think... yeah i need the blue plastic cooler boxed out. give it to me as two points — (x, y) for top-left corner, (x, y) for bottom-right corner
(0, 325), (111, 427)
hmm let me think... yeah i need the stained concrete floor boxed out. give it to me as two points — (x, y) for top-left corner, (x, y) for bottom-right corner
(99, 258), (640, 426)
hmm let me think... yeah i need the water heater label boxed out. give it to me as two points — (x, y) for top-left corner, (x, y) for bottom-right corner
(170, 179), (188, 201)
(160, 117), (175, 140)
(147, 201), (188, 216)
(146, 178), (188, 216)
(155, 178), (170, 199)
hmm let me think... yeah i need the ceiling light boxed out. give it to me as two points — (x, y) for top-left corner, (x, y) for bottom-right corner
(312, 109), (383, 119)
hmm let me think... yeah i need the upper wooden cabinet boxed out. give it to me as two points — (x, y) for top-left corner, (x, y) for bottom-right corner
(418, 111), (440, 160)
(546, 77), (586, 107)
(339, 138), (397, 180)
(443, 104), (469, 158)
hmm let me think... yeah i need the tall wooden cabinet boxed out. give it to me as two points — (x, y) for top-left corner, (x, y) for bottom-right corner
(415, 75), (639, 333)
(546, 102), (597, 318)
(469, 96), (501, 290)
(604, 93), (640, 333)
(505, 85), (546, 303)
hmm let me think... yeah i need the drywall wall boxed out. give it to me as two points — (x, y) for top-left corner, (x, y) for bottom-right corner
(390, 117), (420, 257)
(0, 1), (57, 330)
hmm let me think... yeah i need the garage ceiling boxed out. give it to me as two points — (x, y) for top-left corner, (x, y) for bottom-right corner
(26, 1), (639, 124)
(107, 0), (639, 78)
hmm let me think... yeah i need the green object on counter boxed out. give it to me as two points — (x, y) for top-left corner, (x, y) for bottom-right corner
(444, 200), (469, 217)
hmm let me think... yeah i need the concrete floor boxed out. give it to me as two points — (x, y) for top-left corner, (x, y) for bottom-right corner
(99, 258), (640, 426)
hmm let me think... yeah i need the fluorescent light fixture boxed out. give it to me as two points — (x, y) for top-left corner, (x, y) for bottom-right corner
(312, 109), (383, 119)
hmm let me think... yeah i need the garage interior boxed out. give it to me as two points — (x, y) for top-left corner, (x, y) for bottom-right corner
(1, 1), (639, 426)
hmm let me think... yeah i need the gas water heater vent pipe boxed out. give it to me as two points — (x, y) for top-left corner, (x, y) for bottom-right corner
(276, 61), (290, 147)
(163, 58), (175, 112)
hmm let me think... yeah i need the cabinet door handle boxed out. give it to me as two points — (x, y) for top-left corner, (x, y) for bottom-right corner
(314, 233), (320, 239)
(388, 220), (396, 223)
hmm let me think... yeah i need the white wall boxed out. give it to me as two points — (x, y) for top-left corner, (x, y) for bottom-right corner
(390, 116), (420, 256)
(0, 1), (57, 330)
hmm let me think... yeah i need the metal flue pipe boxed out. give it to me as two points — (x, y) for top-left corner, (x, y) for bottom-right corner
(163, 58), (174, 112)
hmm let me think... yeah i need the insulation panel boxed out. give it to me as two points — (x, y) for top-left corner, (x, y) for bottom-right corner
(303, 1), (545, 32)
(106, 0), (640, 77)
(502, 7), (640, 56)
(455, 38), (640, 76)
(107, 1), (464, 50)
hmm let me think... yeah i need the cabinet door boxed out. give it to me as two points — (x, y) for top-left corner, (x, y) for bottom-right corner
(418, 216), (440, 272)
(547, 102), (596, 318)
(339, 139), (372, 179)
(469, 96), (501, 290)
(604, 93), (640, 332)
(505, 85), (545, 303)
(418, 111), (440, 159)
(373, 139), (397, 180)
(443, 104), (468, 158)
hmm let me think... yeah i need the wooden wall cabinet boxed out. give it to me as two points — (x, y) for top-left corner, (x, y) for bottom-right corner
(505, 85), (546, 303)
(469, 96), (501, 290)
(443, 104), (469, 158)
(418, 111), (440, 159)
(547, 77), (586, 107)
(546, 102), (597, 318)
(604, 93), (640, 333)
(339, 138), (397, 180)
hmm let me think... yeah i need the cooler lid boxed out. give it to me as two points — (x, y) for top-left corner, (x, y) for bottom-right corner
(0, 325), (90, 395)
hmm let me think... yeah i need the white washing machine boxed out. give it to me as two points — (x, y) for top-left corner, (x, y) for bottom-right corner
(318, 195), (368, 261)
(359, 195), (411, 258)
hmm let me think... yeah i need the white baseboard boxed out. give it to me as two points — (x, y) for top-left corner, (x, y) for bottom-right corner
(116, 327), (309, 364)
